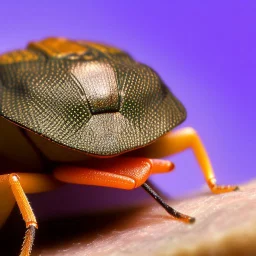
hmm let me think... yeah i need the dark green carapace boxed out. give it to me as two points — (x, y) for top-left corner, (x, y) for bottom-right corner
(0, 38), (186, 156)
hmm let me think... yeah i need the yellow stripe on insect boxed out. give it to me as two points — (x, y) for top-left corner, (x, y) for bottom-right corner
(0, 50), (38, 64)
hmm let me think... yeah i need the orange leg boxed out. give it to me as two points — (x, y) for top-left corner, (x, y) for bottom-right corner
(53, 157), (194, 223)
(138, 127), (238, 193)
(0, 173), (60, 256)
(53, 157), (174, 189)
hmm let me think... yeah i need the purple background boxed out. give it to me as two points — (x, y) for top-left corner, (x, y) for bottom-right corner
(1, 1), (255, 217)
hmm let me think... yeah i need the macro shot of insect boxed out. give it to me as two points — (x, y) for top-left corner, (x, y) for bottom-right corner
(0, 37), (238, 256)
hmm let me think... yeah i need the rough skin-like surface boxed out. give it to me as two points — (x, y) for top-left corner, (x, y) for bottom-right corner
(15, 179), (255, 256)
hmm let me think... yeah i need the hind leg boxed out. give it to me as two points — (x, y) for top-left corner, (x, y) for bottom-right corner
(0, 173), (60, 256)
(137, 127), (238, 194)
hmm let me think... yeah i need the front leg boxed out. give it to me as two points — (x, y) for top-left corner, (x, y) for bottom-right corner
(137, 127), (238, 194)
(0, 173), (60, 256)
(53, 157), (194, 223)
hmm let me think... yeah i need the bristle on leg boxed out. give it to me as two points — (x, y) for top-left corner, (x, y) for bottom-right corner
(20, 225), (36, 256)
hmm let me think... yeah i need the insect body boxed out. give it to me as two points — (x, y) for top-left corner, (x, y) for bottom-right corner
(0, 38), (238, 256)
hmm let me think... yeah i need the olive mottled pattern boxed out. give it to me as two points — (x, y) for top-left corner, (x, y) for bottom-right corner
(0, 38), (186, 156)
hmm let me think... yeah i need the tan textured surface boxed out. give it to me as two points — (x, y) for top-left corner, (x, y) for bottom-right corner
(27, 180), (256, 256)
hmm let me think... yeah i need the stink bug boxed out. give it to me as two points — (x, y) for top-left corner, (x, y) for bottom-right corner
(0, 37), (238, 256)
